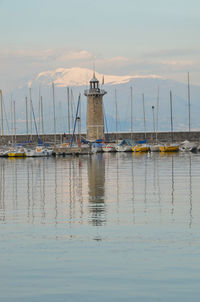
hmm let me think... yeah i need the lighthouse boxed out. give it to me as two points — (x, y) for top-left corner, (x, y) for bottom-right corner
(84, 73), (107, 142)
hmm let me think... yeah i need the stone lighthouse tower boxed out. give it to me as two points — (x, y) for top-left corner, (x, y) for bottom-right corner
(84, 73), (107, 141)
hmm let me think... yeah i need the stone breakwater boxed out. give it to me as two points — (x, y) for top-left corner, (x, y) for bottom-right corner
(0, 131), (199, 145)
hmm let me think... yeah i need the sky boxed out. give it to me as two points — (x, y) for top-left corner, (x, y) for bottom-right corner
(0, 0), (200, 91)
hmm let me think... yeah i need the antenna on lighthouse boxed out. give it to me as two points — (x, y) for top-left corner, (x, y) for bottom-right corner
(93, 59), (96, 78)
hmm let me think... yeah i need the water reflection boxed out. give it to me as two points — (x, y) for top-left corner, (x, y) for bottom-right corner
(0, 160), (5, 222)
(171, 155), (175, 216)
(131, 153), (135, 224)
(0, 153), (200, 302)
(0, 153), (197, 228)
(189, 154), (193, 227)
(87, 154), (105, 226)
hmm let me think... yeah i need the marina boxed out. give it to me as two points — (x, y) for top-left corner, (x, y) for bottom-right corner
(0, 133), (199, 156)
(0, 71), (198, 157)
(1, 152), (200, 301)
(1, 0), (200, 301)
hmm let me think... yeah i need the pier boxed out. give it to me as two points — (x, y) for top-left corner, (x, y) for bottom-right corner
(0, 131), (199, 145)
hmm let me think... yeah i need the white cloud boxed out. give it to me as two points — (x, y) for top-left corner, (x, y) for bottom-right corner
(106, 56), (130, 63)
(58, 50), (93, 61)
(0, 48), (55, 61)
(161, 60), (195, 66)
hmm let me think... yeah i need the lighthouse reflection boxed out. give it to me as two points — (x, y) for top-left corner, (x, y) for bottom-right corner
(87, 154), (106, 226)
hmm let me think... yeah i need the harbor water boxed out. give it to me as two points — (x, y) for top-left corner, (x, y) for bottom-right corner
(0, 152), (200, 301)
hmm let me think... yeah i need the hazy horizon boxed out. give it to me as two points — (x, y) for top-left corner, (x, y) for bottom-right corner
(0, 0), (200, 92)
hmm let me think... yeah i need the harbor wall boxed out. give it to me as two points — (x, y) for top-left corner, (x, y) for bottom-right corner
(1, 131), (200, 145)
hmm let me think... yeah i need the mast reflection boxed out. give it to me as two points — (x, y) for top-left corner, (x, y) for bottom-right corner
(0, 160), (5, 222)
(171, 155), (175, 216)
(189, 154), (193, 227)
(87, 154), (105, 226)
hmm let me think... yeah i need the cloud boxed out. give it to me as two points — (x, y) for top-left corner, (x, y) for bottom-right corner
(143, 48), (200, 58)
(161, 60), (195, 66)
(58, 50), (93, 61)
(105, 56), (130, 63)
(1, 46), (200, 91)
(0, 48), (55, 61)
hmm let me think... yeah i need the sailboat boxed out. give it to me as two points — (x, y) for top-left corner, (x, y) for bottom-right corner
(7, 100), (26, 157)
(8, 147), (27, 157)
(159, 144), (179, 152)
(102, 143), (116, 152)
(116, 86), (135, 152)
(150, 87), (162, 152)
(159, 91), (179, 152)
(25, 146), (52, 157)
(114, 89), (122, 152)
(25, 91), (53, 157)
(179, 72), (196, 152)
(132, 93), (150, 152)
(132, 144), (150, 152)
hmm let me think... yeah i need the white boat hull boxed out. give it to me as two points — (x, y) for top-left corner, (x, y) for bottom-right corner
(25, 148), (53, 157)
(150, 144), (161, 152)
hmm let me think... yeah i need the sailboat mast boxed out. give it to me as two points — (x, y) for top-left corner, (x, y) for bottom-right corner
(130, 86), (133, 140)
(52, 82), (56, 144)
(10, 98), (13, 145)
(70, 94), (81, 147)
(67, 87), (70, 134)
(115, 88), (118, 142)
(25, 96), (29, 141)
(38, 86), (41, 135)
(29, 88), (32, 141)
(0, 90), (3, 136)
(70, 89), (74, 134)
(152, 106), (155, 133)
(170, 90), (173, 143)
(13, 100), (16, 144)
(79, 94), (81, 141)
(0, 90), (3, 137)
(41, 96), (44, 143)
(187, 72), (191, 132)
(142, 93), (146, 140)
(155, 87), (159, 144)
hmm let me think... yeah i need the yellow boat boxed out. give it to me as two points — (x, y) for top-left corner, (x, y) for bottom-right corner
(8, 148), (26, 157)
(159, 144), (179, 152)
(132, 144), (150, 152)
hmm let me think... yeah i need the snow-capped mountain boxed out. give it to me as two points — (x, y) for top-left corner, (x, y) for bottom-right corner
(33, 67), (162, 87)
(3, 67), (200, 135)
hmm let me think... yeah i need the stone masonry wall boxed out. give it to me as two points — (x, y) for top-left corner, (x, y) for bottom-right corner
(86, 95), (104, 141)
(1, 131), (200, 145)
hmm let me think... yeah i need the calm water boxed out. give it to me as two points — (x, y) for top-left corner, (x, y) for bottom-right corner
(0, 152), (200, 301)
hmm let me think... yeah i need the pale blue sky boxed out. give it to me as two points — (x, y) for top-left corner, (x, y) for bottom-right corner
(0, 0), (200, 90)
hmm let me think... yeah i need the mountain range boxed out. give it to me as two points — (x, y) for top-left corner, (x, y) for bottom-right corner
(3, 67), (200, 135)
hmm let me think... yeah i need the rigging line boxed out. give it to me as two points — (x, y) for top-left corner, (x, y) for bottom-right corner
(103, 102), (108, 134)
(31, 101), (39, 139)
(70, 94), (81, 147)
(2, 96), (10, 133)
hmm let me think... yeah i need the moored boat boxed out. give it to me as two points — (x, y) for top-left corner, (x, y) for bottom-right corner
(91, 142), (102, 153)
(179, 140), (197, 152)
(115, 145), (132, 152)
(132, 144), (150, 152)
(115, 139), (135, 152)
(8, 148), (26, 157)
(150, 144), (162, 152)
(25, 146), (53, 157)
(102, 143), (116, 152)
(159, 144), (179, 152)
